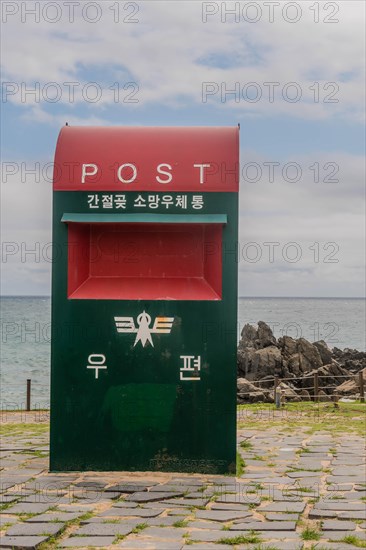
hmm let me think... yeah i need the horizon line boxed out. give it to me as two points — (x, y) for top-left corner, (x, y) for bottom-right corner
(0, 295), (365, 300)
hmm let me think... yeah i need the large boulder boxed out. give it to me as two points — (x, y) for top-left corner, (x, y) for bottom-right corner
(313, 340), (333, 366)
(332, 348), (366, 372)
(237, 322), (364, 396)
(278, 336), (298, 359)
(257, 321), (277, 348)
(251, 346), (282, 380)
(335, 367), (366, 397)
(301, 362), (350, 395)
(278, 336), (324, 373)
(237, 323), (280, 379)
(237, 377), (273, 403)
(297, 338), (323, 372)
(237, 347), (257, 379)
(237, 378), (260, 394)
(286, 353), (302, 377)
(239, 323), (258, 348)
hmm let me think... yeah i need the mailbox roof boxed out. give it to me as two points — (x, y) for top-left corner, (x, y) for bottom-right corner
(53, 126), (239, 192)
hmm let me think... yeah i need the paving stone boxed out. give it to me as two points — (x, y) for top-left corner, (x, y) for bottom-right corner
(315, 502), (366, 510)
(207, 476), (238, 485)
(332, 458), (365, 464)
(287, 471), (322, 478)
(341, 492), (366, 500)
(59, 536), (116, 547)
(321, 530), (366, 541)
(306, 446), (332, 453)
(170, 478), (205, 486)
(77, 516), (115, 524)
(295, 463), (324, 471)
(96, 491), (122, 500)
(309, 509), (340, 519)
(108, 501), (139, 508)
(18, 494), (69, 504)
(167, 508), (192, 516)
(25, 512), (84, 523)
(116, 541), (183, 549)
(5, 502), (53, 514)
(332, 467), (364, 476)
(313, 544), (361, 550)
(0, 516), (17, 528)
(182, 545), (230, 550)
(71, 489), (104, 501)
(0, 495), (19, 503)
(260, 501), (306, 513)
(245, 476), (294, 485)
(286, 477), (321, 488)
(255, 530), (302, 539)
(142, 501), (185, 509)
(106, 483), (155, 493)
(189, 529), (240, 542)
(99, 507), (163, 518)
(0, 536), (49, 549)
(5, 522), (64, 536)
(161, 497), (210, 507)
(256, 543), (303, 549)
(141, 526), (188, 539)
(326, 484), (354, 492)
(147, 516), (189, 526)
(264, 512), (300, 521)
(338, 510), (366, 520)
(195, 509), (252, 522)
(185, 519), (223, 529)
(74, 522), (140, 536)
(180, 491), (210, 499)
(125, 491), (184, 502)
(215, 494), (261, 505)
(73, 481), (107, 488)
(321, 520), (357, 530)
(210, 502), (250, 511)
(272, 490), (304, 501)
(148, 484), (197, 493)
(57, 504), (105, 512)
(231, 520), (297, 531)
(327, 476), (366, 484)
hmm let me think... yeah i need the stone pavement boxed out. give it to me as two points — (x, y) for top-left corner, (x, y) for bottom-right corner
(0, 411), (365, 549)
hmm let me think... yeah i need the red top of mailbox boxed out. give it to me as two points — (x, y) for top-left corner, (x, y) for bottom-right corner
(53, 126), (239, 192)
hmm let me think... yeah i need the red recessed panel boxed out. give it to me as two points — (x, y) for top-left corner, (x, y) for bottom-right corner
(67, 223), (222, 300)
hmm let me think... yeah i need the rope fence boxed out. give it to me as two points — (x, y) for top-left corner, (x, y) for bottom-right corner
(0, 370), (365, 413)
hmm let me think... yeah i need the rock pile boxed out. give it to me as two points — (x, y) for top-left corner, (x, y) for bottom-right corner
(237, 322), (366, 403)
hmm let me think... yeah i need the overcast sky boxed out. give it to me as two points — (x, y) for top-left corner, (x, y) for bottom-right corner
(1, 1), (365, 297)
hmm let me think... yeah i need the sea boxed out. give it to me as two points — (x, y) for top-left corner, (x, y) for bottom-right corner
(1, 296), (365, 409)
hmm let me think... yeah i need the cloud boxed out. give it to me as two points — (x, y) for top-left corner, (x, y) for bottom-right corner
(1, 1), (365, 122)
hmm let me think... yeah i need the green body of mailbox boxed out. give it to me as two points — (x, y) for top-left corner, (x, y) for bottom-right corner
(50, 126), (239, 473)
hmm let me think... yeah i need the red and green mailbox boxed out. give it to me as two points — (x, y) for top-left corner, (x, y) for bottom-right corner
(50, 126), (239, 473)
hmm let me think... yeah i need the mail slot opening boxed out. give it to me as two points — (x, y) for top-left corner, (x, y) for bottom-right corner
(67, 222), (222, 300)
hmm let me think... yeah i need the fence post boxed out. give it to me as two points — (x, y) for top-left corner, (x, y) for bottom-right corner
(314, 371), (319, 403)
(359, 371), (365, 403)
(274, 376), (280, 409)
(26, 379), (31, 411)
